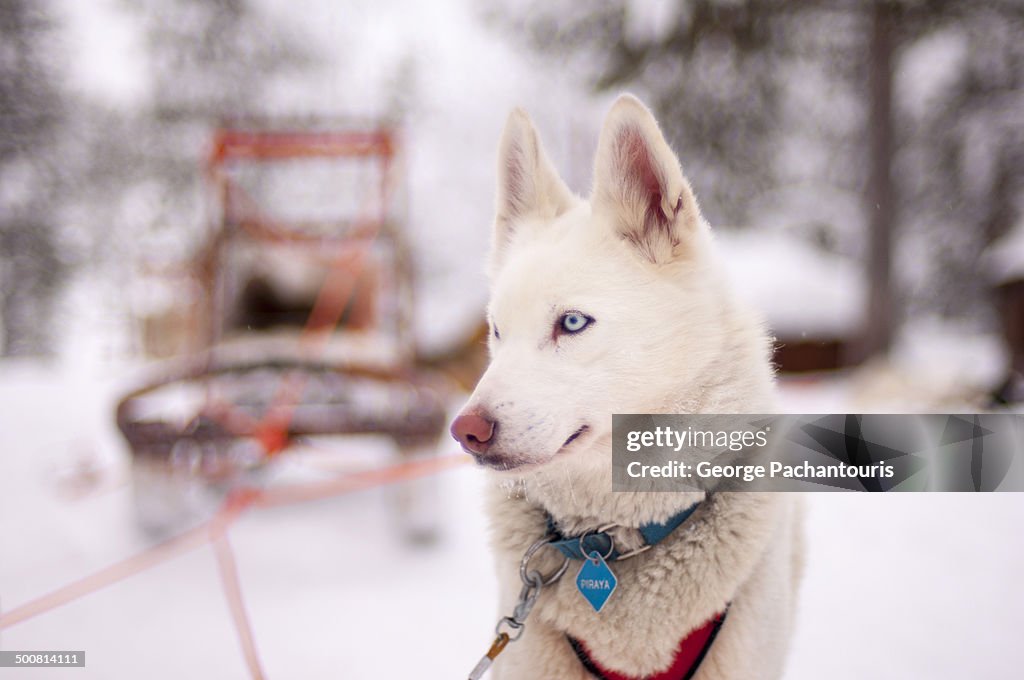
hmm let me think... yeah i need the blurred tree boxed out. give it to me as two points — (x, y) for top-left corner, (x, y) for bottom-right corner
(492, 0), (1024, 359)
(493, 0), (788, 227)
(113, 0), (316, 250)
(1, 0), (318, 356)
(0, 0), (66, 356)
(901, 3), (1024, 318)
(30, 0), (324, 357)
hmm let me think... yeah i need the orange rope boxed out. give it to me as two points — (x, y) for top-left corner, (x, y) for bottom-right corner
(0, 520), (214, 630)
(0, 452), (468, 633)
(212, 532), (266, 680)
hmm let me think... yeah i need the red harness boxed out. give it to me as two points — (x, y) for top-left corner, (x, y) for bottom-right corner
(568, 609), (728, 680)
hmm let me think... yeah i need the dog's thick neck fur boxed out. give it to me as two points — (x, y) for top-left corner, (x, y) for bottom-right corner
(481, 311), (785, 676)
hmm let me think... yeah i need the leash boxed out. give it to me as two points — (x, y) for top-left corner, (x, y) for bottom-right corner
(466, 501), (704, 680)
(467, 536), (570, 680)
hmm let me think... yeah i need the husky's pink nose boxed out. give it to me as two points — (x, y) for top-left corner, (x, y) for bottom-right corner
(451, 413), (496, 456)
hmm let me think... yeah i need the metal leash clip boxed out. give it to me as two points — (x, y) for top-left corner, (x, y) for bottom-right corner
(467, 537), (569, 680)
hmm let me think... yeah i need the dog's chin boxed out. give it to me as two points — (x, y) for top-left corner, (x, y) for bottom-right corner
(472, 445), (556, 473)
(475, 425), (593, 473)
(476, 455), (547, 474)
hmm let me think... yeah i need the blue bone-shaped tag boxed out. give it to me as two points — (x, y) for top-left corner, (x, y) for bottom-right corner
(576, 550), (617, 613)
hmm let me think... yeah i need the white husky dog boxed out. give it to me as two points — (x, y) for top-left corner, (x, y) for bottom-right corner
(452, 95), (803, 680)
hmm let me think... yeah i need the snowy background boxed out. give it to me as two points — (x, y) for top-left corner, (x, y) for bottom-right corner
(2, 367), (1023, 679)
(2, 0), (1024, 678)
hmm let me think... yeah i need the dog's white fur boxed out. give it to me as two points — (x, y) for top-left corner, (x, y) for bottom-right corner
(458, 95), (803, 679)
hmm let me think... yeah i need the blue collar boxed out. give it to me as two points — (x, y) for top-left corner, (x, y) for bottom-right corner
(545, 501), (702, 562)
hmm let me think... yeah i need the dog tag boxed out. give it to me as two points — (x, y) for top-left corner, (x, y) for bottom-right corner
(576, 551), (617, 613)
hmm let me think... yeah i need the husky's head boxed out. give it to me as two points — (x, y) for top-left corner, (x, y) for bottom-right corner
(451, 95), (757, 474)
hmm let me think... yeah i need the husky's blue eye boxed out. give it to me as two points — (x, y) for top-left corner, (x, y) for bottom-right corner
(560, 312), (592, 334)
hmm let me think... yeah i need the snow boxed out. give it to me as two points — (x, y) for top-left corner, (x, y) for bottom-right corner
(787, 493), (1024, 679)
(623, 0), (681, 46)
(2, 360), (1023, 679)
(891, 316), (1007, 393)
(983, 219), (1024, 285)
(54, 0), (149, 107)
(716, 229), (866, 337)
(897, 29), (969, 122)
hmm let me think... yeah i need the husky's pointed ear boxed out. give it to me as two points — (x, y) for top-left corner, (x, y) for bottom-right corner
(593, 95), (702, 263)
(493, 109), (574, 260)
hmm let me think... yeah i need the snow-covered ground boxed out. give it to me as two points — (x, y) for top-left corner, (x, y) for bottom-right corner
(2, 360), (1023, 679)
(717, 229), (865, 338)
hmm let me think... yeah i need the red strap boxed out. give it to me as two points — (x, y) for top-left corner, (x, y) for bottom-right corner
(569, 609), (727, 680)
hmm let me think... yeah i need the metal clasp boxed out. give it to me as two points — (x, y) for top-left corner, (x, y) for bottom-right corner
(519, 536), (570, 586)
(468, 535), (570, 679)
